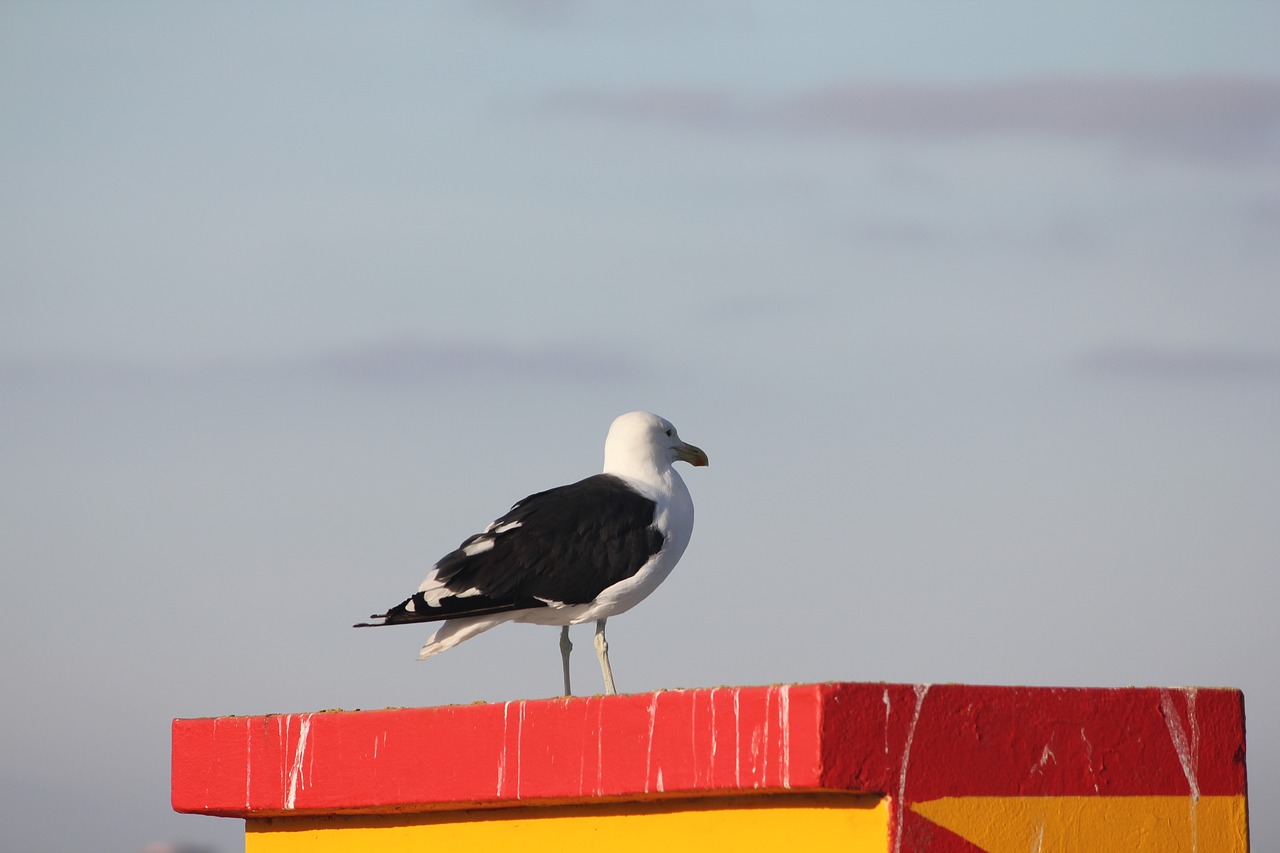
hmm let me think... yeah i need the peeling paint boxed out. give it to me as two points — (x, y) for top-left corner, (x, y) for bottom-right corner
(882, 689), (891, 755)
(307, 727), (315, 799)
(1079, 726), (1100, 794)
(709, 688), (718, 778)
(689, 689), (699, 788)
(284, 714), (312, 810)
(893, 684), (931, 853)
(1160, 689), (1202, 800)
(750, 726), (762, 789)
(275, 715), (289, 804)
(644, 693), (659, 794)
(172, 680), (1248, 850)
(778, 685), (792, 789)
(515, 701), (525, 800)
(496, 701), (511, 797)
(1030, 737), (1056, 777)
(762, 686), (771, 785)
(733, 691), (741, 788)
(576, 699), (587, 797)
(595, 696), (604, 797)
(1160, 687), (1202, 853)
(244, 717), (253, 810)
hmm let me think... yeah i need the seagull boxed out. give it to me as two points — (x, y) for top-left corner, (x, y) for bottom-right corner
(355, 411), (708, 696)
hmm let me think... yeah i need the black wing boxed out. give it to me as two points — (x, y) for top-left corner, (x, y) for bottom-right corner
(355, 474), (665, 627)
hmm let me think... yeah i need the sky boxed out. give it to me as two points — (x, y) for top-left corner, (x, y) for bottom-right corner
(2, 2), (1278, 850)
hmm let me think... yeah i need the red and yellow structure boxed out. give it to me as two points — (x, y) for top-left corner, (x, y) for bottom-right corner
(172, 682), (1249, 851)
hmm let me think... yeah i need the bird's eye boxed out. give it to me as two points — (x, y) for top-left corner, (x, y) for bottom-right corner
(665, 429), (673, 437)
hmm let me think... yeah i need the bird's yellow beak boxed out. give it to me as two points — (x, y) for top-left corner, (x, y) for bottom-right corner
(675, 442), (709, 467)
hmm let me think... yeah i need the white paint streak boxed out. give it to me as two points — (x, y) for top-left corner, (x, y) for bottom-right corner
(644, 693), (659, 793)
(762, 687), (771, 786)
(1031, 815), (1045, 852)
(751, 727), (762, 789)
(275, 715), (291, 803)
(1187, 689), (1201, 773)
(1188, 688), (1202, 853)
(709, 688), (718, 774)
(734, 690), (742, 787)
(284, 714), (313, 810)
(497, 701), (510, 797)
(656, 766), (664, 793)
(1160, 689), (1201, 798)
(779, 685), (792, 789)
(882, 689), (892, 755)
(893, 684), (931, 853)
(1079, 727), (1100, 794)
(516, 701), (525, 800)
(577, 699), (587, 797)
(1030, 738), (1056, 776)
(690, 690), (699, 788)
(596, 697), (604, 797)
(1160, 687), (1202, 853)
(245, 718), (253, 809)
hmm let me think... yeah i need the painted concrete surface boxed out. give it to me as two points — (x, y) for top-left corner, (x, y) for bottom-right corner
(173, 682), (1249, 852)
(245, 794), (888, 852)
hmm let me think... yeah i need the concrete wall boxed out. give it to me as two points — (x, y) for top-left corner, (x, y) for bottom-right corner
(172, 682), (1249, 851)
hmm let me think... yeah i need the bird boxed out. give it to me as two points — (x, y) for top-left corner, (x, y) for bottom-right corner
(355, 411), (708, 696)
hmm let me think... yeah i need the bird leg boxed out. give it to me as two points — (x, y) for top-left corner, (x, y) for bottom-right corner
(560, 625), (573, 696)
(594, 618), (616, 695)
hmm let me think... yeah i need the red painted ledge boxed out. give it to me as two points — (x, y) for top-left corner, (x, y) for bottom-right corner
(172, 682), (1246, 819)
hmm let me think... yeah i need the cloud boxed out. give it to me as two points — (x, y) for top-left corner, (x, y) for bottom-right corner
(1241, 195), (1280, 229)
(477, 0), (585, 26)
(302, 339), (644, 385)
(696, 291), (823, 323)
(476, 0), (737, 31)
(1080, 345), (1280, 382)
(544, 76), (1280, 164)
(546, 87), (737, 127)
(0, 340), (646, 389)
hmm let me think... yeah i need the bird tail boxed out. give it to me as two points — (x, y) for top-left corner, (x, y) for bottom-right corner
(417, 614), (507, 660)
(354, 591), (546, 627)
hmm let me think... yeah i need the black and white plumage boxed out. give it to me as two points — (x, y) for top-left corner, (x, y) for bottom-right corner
(355, 411), (708, 696)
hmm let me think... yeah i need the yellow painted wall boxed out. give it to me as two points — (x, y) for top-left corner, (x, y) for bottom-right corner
(912, 794), (1250, 853)
(247, 793), (888, 853)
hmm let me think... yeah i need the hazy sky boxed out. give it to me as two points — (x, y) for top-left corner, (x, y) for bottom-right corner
(3, 3), (1278, 851)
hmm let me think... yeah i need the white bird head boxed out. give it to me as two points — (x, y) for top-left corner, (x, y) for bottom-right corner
(602, 411), (709, 480)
